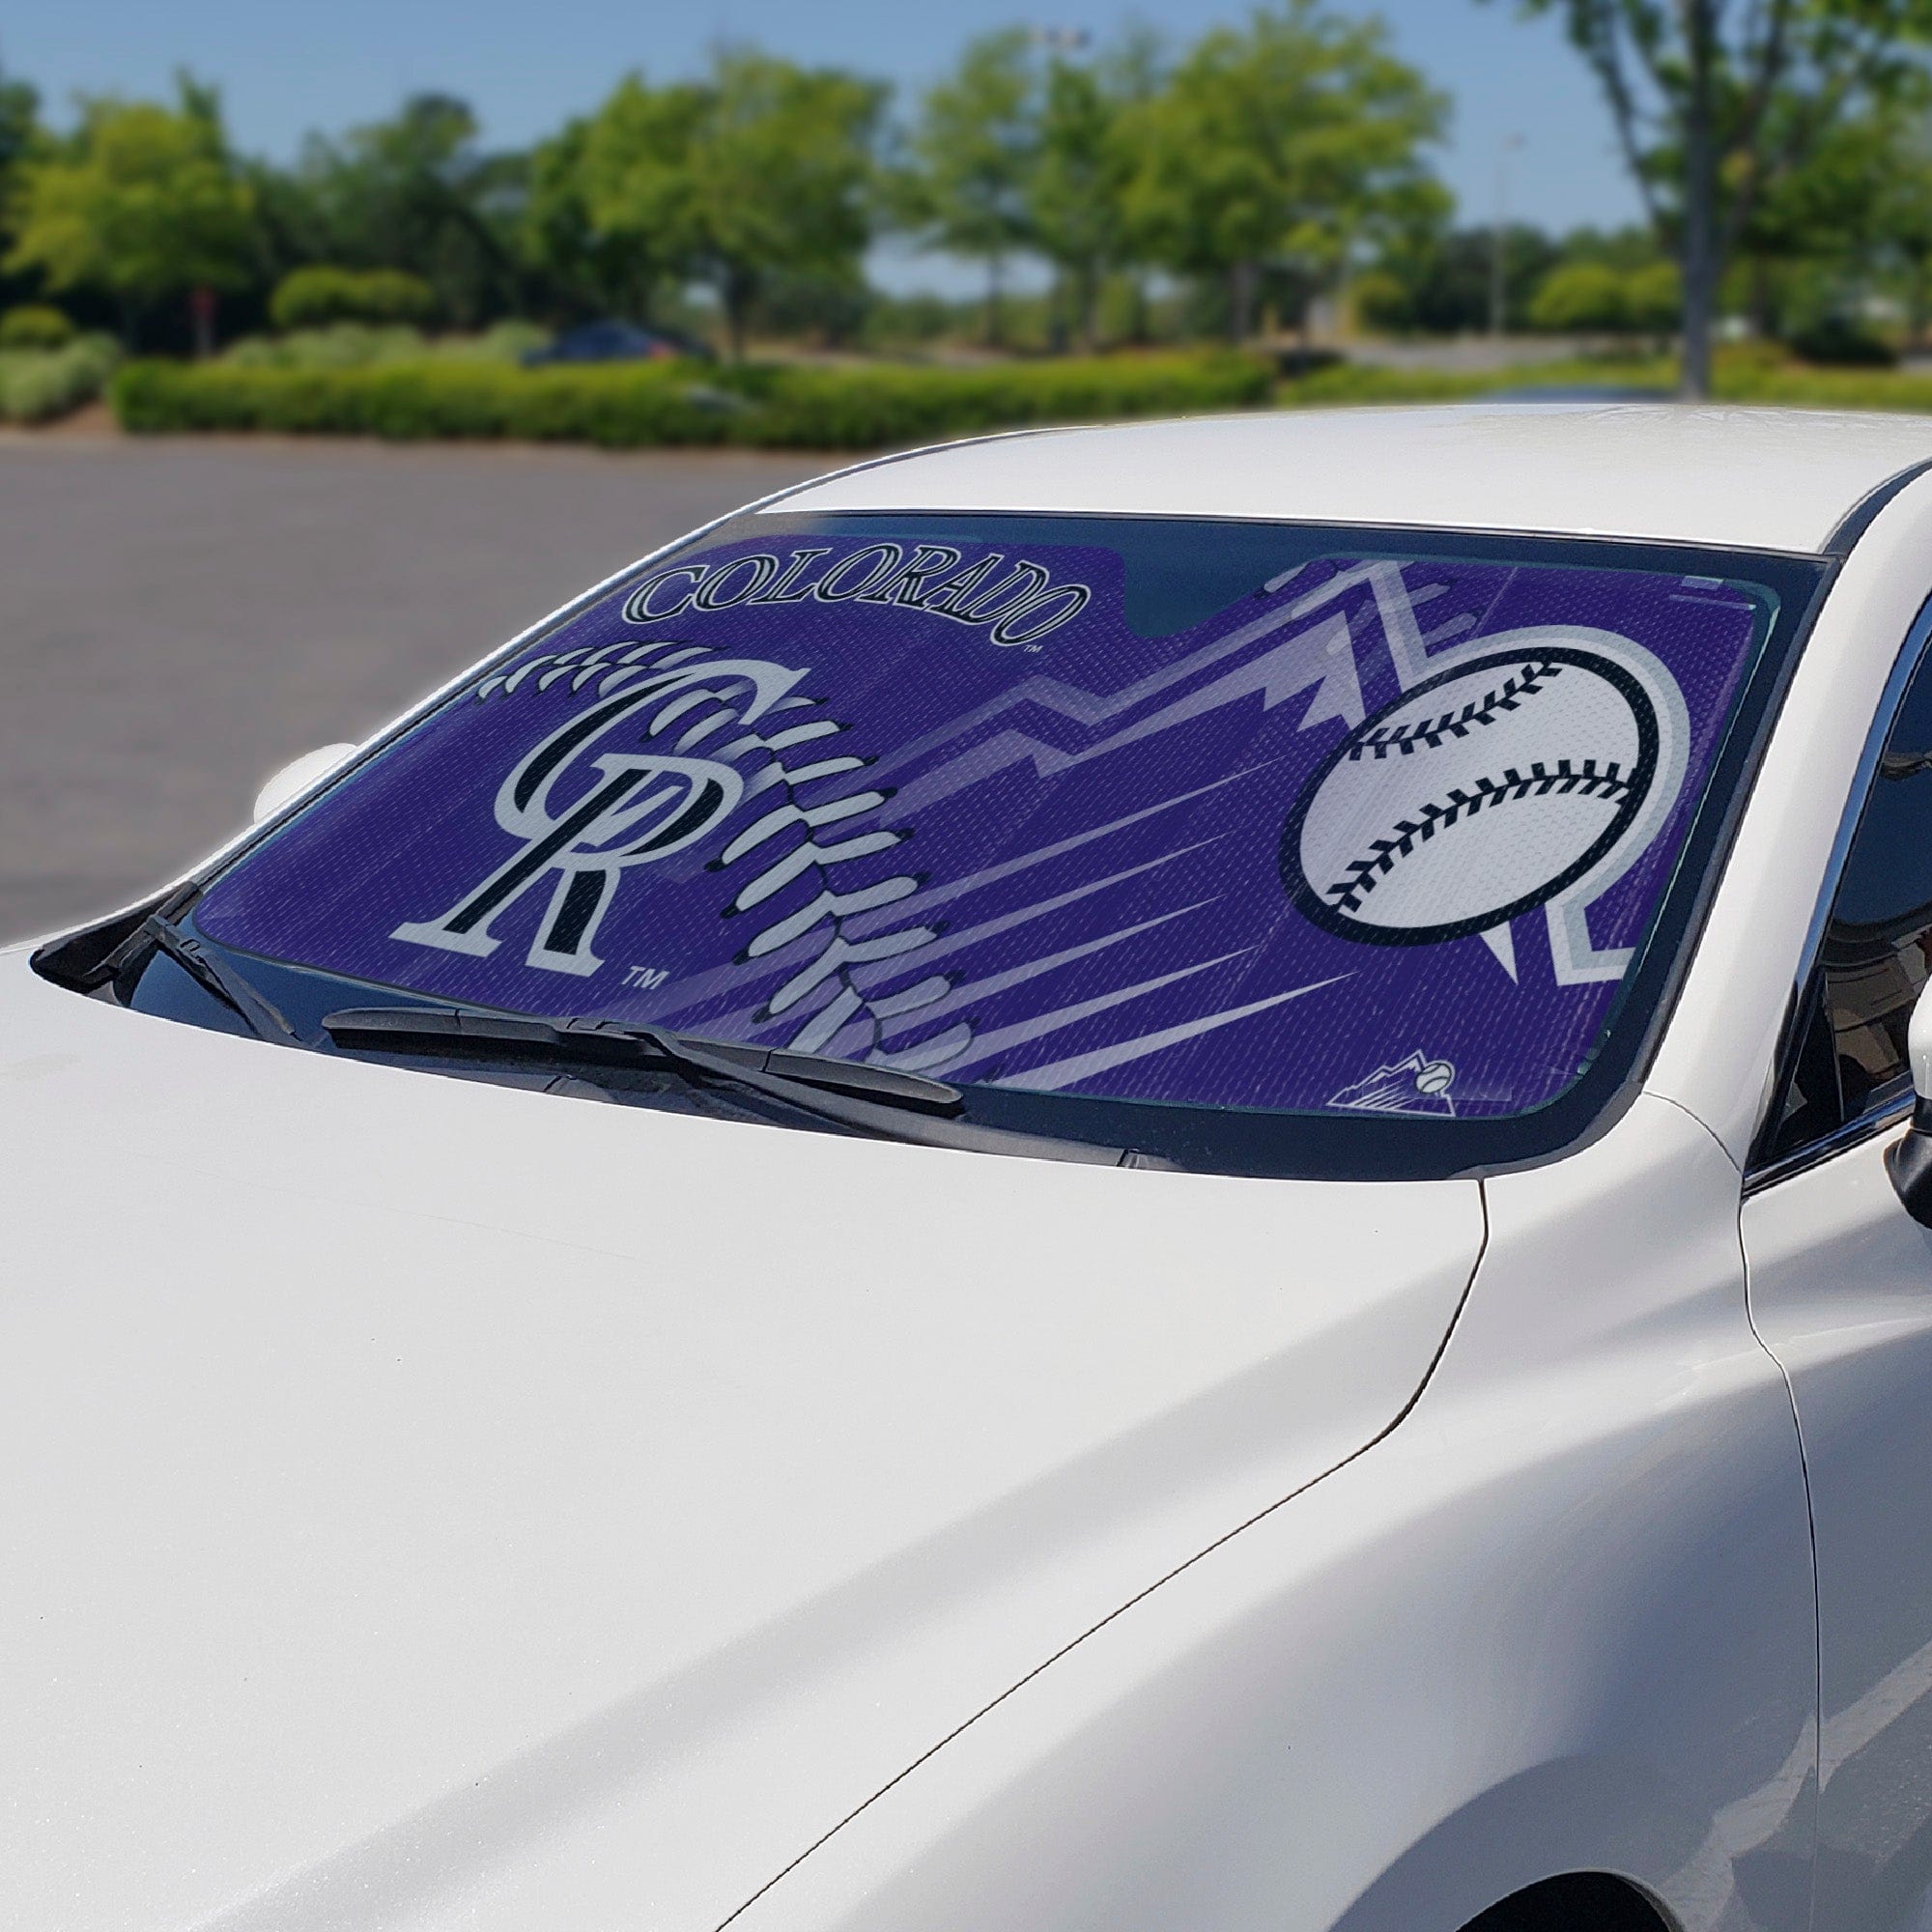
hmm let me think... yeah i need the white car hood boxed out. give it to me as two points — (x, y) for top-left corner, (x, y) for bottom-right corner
(0, 953), (1483, 1932)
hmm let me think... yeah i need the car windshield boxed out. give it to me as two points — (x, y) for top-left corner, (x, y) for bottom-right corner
(164, 510), (1821, 1178)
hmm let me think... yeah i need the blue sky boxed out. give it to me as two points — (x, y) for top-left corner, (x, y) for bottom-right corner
(3, 0), (1644, 286)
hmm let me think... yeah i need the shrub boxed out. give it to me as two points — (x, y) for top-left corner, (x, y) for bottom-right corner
(269, 267), (438, 332)
(113, 359), (737, 443)
(435, 319), (554, 363)
(1350, 270), (1412, 334)
(111, 350), (1274, 448)
(0, 303), (75, 350)
(223, 323), (427, 371)
(1786, 314), (1898, 368)
(222, 319), (554, 372)
(0, 333), (120, 422)
(724, 353), (1271, 447)
(1623, 262), (1683, 334)
(1528, 262), (1632, 334)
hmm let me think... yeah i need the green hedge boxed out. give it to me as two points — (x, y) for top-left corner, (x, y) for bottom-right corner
(1274, 352), (1932, 412)
(0, 333), (120, 423)
(110, 350), (1274, 450)
(219, 319), (552, 371)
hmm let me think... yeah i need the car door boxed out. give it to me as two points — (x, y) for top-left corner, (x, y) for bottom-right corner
(1743, 626), (1932, 1932)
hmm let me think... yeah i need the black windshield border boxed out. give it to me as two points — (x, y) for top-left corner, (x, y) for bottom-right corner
(65, 509), (1833, 1183)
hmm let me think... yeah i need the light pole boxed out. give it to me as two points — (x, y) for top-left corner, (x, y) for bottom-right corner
(1491, 133), (1525, 339)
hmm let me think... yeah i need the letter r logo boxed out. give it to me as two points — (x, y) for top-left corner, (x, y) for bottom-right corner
(392, 695), (746, 977)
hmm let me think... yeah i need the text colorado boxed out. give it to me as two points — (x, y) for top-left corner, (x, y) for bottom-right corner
(621, 543), (1093, 646)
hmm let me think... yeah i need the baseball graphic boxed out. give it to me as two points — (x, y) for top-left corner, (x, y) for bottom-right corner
(1282, 645), (1661, 948)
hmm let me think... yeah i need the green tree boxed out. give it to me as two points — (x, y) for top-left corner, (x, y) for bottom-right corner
(7, 77), (254, 348)
(1865, 115), (1932, 345)
(0, 63), (39, 196)
(1026, 40), (1150, 351)
(1722, 99), (1932, 344)
(1494, 0), (1932, 397)
(1372, 222), (1562, 334)
(898, 29), (1039, 345)
(535, 77), (709, 325)
(0, 63), (46, 314)
(1122, 1), (1445, 342)
(572, 54), (883, 358)
(292, 95), (526, 326)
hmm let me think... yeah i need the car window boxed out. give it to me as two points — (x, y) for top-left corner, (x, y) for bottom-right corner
(1761, 641), (1932, 1166)
(146, 513), (1818, 1179)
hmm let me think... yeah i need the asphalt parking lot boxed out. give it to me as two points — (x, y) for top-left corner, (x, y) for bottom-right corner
(0, 435), (822, 942)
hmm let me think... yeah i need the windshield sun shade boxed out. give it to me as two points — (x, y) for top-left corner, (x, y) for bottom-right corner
(183, 512), (1818, 1176)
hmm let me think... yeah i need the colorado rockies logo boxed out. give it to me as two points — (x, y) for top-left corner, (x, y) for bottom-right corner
(387, 635), (970, 1069)
(1280, 645), (1662, 948)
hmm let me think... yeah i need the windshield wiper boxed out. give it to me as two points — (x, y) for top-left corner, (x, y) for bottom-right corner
(136, 914), (299, 1044)
(321, 1005), (1165, 1168)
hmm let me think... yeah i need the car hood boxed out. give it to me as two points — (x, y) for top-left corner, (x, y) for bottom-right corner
(0, 951), (1484, 1932)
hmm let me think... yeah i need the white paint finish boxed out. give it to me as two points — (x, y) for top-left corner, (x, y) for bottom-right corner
(774, 405), (1932, 554)
(732, 1099), (1816, 1932)
(1912, 982), (1932, 1101)
(0, 956), (1481, 1932)
(24, 414), (1932, 1931)
(1744, 1133), (1932, 1932)
(1648, 469), (1932, 1162)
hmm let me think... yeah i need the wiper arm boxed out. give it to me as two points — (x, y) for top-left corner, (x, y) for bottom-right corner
(321, 1006), (1164, 1168)
(137, 915), (298, 1043)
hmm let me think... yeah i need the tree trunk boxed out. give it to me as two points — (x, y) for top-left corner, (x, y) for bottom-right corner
(190, 286), (216, 361)
(1228, 260), (1258, 344)
(984, 255), (1005, 349)
(1679, 0), (1719, 399)
(1077, 264), (1099, 354)
(723, 266), (753, 361)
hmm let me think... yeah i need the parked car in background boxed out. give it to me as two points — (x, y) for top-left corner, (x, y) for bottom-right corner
(21, 405), (1932, 1931)
(520, 318), (713, 365)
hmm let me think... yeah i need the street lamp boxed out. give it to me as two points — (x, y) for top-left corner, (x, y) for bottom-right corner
(1491, 133), (1525, 339)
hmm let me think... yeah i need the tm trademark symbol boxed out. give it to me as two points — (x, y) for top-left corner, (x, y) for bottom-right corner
(623, 964), (668, 990)
(1025, 643), (1045, 653)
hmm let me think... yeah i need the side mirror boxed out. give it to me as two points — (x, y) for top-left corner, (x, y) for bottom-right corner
(1888, 981), (1932, 1224)
(252, 742), (355, 824)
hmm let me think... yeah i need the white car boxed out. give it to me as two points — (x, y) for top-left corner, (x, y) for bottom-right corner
(16, 404), (1932, 1932)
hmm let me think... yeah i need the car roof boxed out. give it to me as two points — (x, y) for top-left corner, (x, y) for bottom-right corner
(773, 403), (1932, 555)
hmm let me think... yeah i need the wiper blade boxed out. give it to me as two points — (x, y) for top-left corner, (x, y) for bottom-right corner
(324, 1005), (961, 1109)
(321, 1006), (1163, 1168)
(138, 915), (298, 1043)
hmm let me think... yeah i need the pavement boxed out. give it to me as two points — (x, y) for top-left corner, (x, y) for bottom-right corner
(0, 435), (824, 943)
